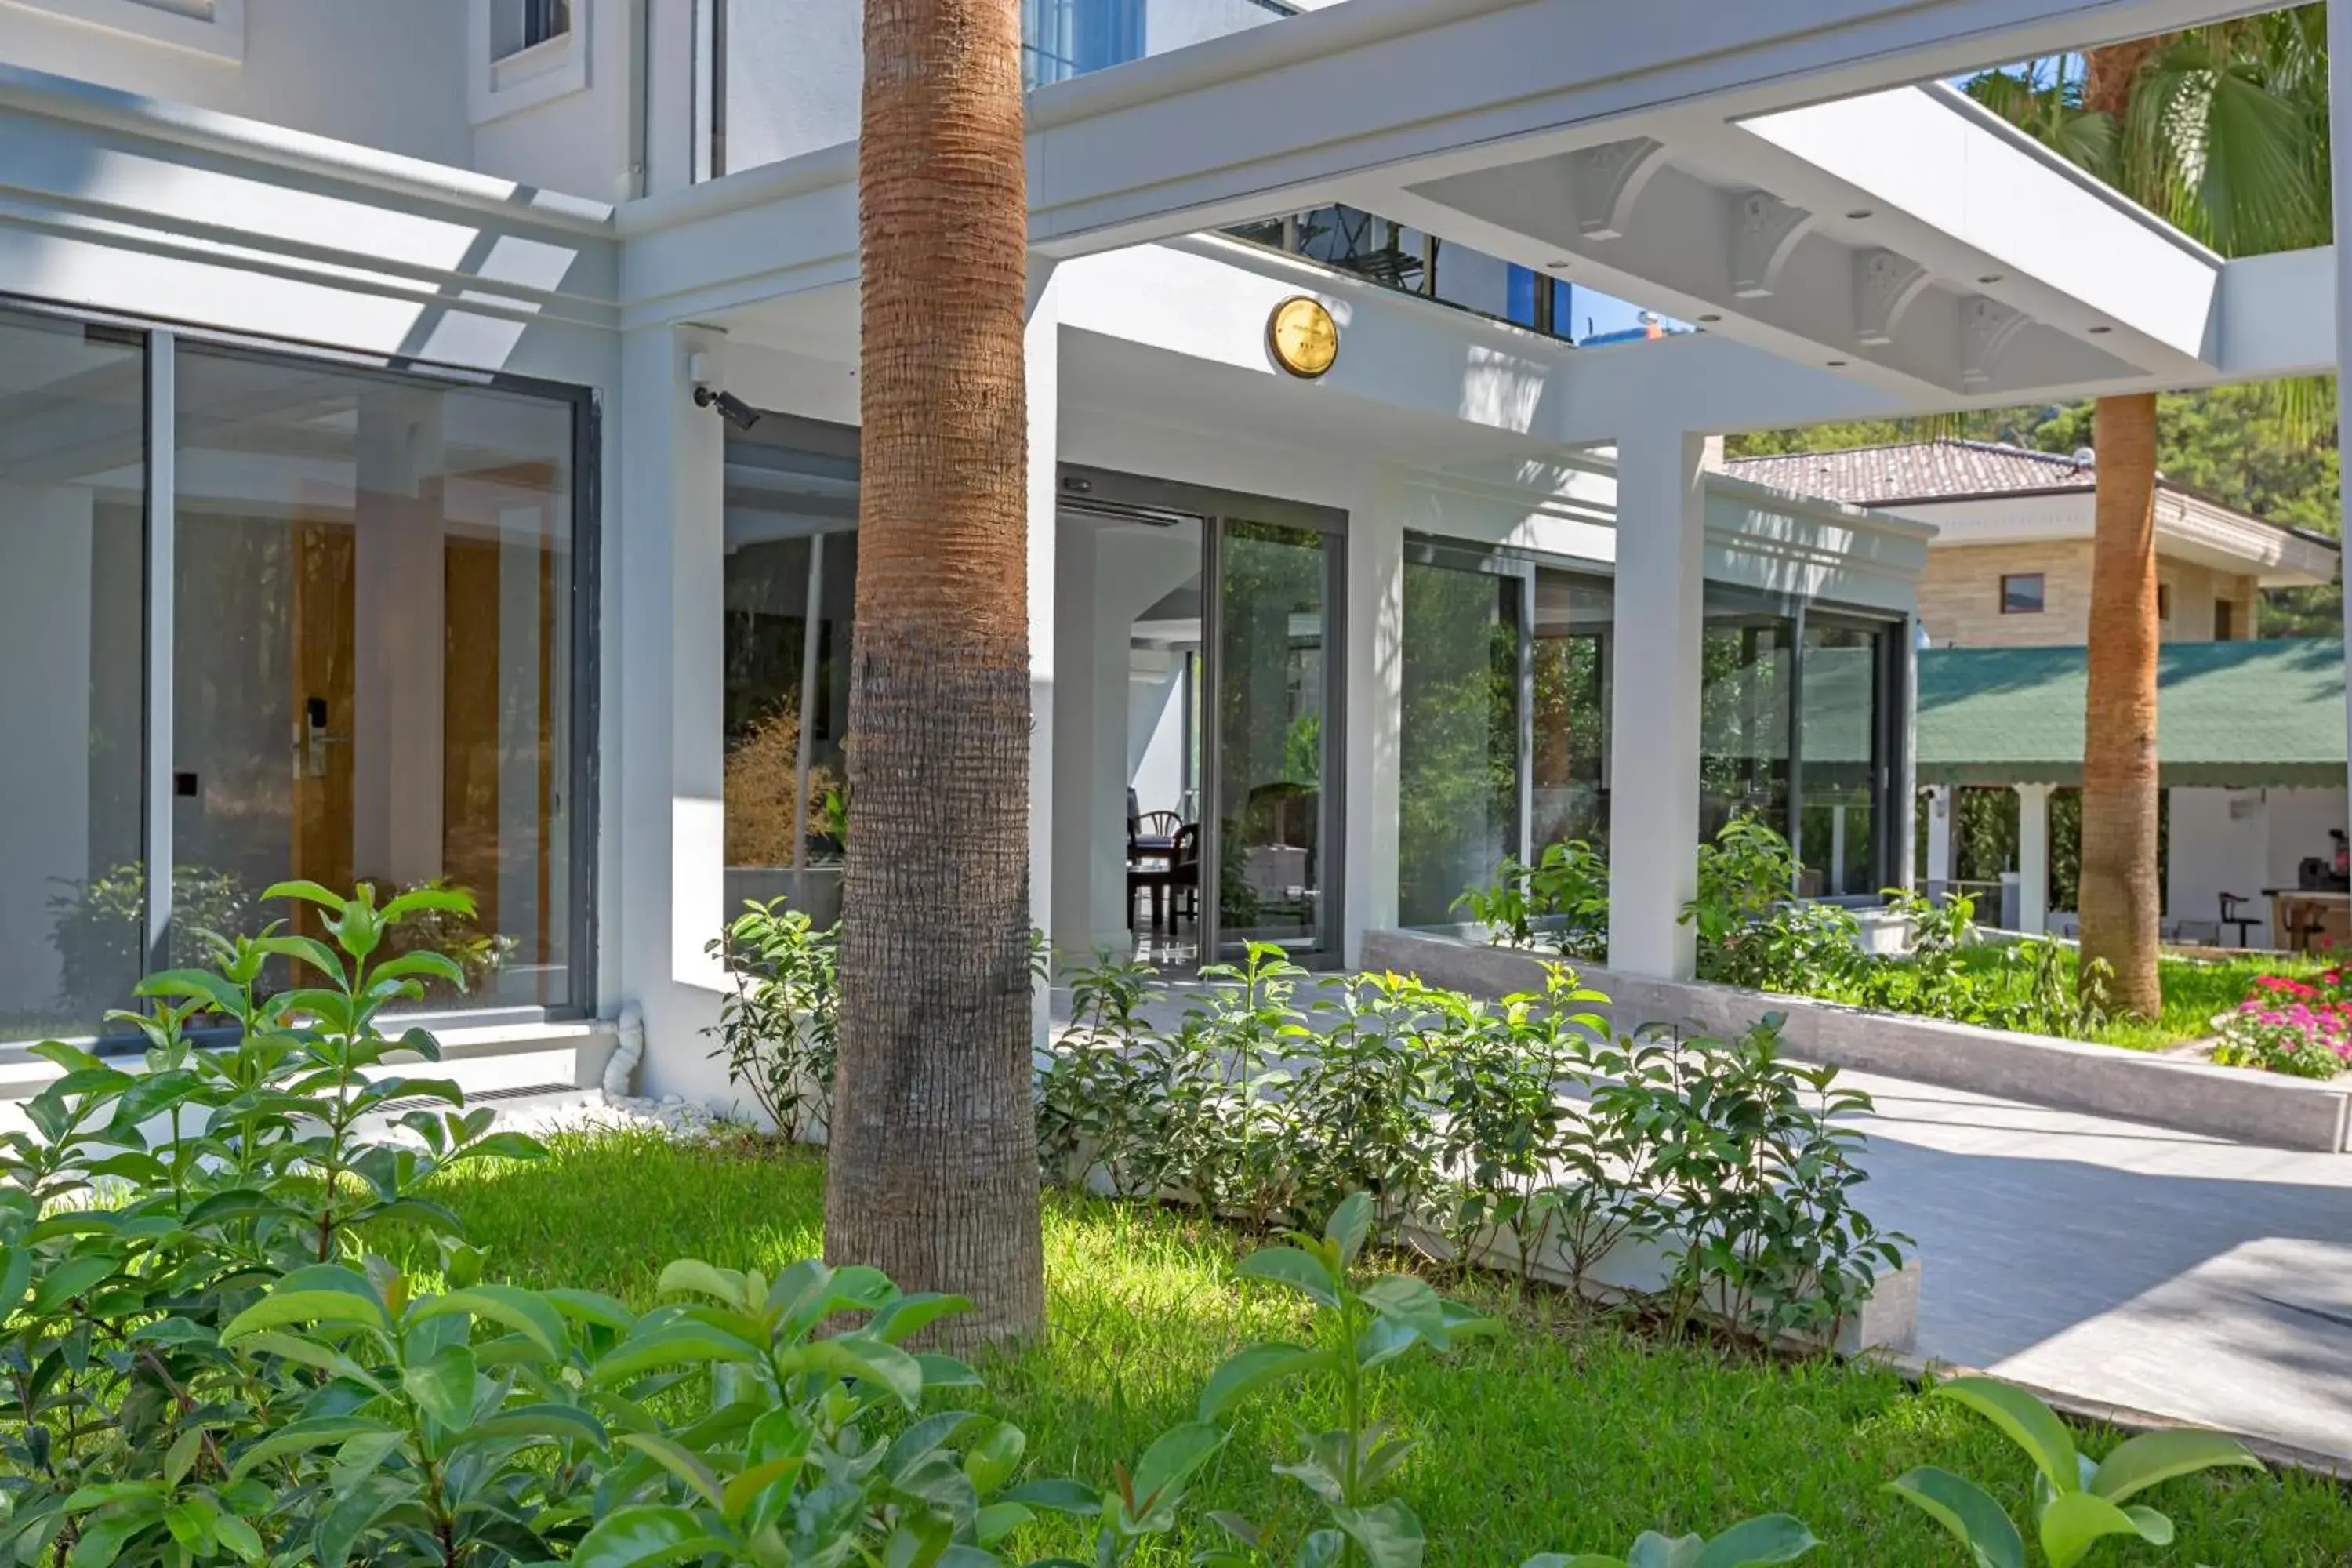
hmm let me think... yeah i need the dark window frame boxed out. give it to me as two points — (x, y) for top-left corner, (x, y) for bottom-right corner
(2000, 572), (2045, 615)
(0, 290), (602, 1039)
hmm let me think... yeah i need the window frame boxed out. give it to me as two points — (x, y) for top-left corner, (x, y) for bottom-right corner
(0, 291), (602, 1041)
(1999, 572), (2045, 615)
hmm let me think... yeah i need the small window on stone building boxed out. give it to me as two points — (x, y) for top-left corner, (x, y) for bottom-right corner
(2215, 600), (2236, 641)
(2158, 583), (2173, 622)
(2000, 573), (2045, 615)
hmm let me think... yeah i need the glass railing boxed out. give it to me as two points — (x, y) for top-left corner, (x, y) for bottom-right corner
(696, 0), (1298, 182)
(1221, 205), (1691, 347)
(1024, 0), (1294, 88)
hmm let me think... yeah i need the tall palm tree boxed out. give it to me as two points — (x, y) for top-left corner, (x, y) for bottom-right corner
(824, 0), (1045, 1345)
(1967, 16), (2326, 1015)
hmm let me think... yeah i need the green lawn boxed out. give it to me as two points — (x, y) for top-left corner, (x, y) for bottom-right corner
(1948, 946), (2330, 1051)
(407, 1127), (2352, 1566)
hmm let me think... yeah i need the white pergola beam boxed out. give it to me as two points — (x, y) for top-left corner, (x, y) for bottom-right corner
(1736, 85), (2220, 370)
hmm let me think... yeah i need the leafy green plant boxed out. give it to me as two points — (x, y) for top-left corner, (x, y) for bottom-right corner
(1196, 1193), (1498, 1567)
(1454, 840), (1610, 960)
(1036, 952), (1164, 1196)
(1597, 1018), (1908, 1345)
(1886, 1377), (2263, 1568)
(703, 898), (840, 1140)
(1522, 1515), (1818, 1566)
(0, 880), (550, 1566)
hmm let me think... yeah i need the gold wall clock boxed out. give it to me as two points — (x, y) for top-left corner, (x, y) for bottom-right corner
(1267, 295), (1339, 378)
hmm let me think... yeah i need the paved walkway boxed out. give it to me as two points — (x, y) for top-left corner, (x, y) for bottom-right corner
(1845, 1069), (2352, 1461)
(1051, 980), (2352, 1461)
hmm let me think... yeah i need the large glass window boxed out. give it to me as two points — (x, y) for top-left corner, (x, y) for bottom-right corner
(1533, 568), (1611, 852)
(172, 347), (579, 1010)
(1214, 518), (1336, 953)
(1700, 590), (1795, 845)
(721, 425), (859, 927)
(0, 311), (146, 1041)
(1796, 619), (1889, 898)
(1398, 551), (1520, 927)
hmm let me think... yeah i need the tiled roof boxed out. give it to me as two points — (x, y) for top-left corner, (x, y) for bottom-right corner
(1722, 437), (2097, 506)
(1916, 638), (2348, 787)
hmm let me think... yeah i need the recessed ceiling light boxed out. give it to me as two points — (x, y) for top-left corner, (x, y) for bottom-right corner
(1845, 209), (1874, 220)
(1977, 273), (2005, 285)
(1827, 358), (1849, 367)
(1697, 313), (1722, 323)
(2088, 325), (2113, 335)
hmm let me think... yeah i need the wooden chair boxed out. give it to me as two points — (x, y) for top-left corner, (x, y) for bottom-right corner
(1136, 809), (1183, 840)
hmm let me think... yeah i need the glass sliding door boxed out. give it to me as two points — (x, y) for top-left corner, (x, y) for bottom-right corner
(1208, 516), (1341, 958)
(1532, 568), (1612, 853)
(1796, 614), (1896, 899)
(0, 310), (146, 1042)
(1398, 544), (1524, 927)
(172, 347), (580, 1010)
(1700, 588), (1795, 846)
(720, 423), (861, 927)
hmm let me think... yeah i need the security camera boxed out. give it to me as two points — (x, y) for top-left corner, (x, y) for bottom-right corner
(692, 384), (761, 431)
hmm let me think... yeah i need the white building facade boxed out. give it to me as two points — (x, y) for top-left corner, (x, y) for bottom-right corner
(0, 0), (2339, 1100)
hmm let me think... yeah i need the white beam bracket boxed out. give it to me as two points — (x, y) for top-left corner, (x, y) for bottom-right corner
(1960, 296), (2031, 391)
(1730, 191), (1815, 299)
(1855, 249), (1931, 347)
(1572, 137), (1667, 241)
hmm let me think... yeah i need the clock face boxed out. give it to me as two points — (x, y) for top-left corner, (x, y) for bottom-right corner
(1268, 296), (1338, 378)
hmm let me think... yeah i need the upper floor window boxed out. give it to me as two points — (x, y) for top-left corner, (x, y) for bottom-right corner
(473, 0), (586, 123)
(492, 0), (570, 59)
(2000, 573), (2045, 615)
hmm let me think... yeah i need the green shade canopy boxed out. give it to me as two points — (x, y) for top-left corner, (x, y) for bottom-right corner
(1918, 639), (2349, 788)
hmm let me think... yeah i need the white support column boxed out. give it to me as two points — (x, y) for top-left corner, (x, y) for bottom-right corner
(1342, 484), (1405, 965)
(614, 323), (728, 1098)
(1608, 429), (1707, 979)
(1025, 269), (1059, 1019)
(2016, 782), (2053, 937)
(2331, 1), (2352, 833)
(1924, 784), (1952, 897)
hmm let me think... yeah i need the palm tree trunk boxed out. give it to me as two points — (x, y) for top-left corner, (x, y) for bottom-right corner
(826, 0), (1045, 1346)
(2077, 392), (2164, 1017)
(2071, 41), (2167, 1018)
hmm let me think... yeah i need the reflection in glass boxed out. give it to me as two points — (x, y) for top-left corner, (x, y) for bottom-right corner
(1215, 519), (1331, 953)
(1398, 557), (1519, 927)
(0, 311), (145, 1041)
(1798, 622), (1886, 898)
(721, 436), (858, 927)
(173, 349), (576, 1009)
(1533, 568), (1611, 852)
(1700, 590), (1793, 846)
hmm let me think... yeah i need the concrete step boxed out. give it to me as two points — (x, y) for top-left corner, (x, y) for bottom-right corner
(0, 1017), (618, 1106)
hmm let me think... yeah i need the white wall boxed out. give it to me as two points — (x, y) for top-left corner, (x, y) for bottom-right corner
(2, 0), (474, 167)
(1128, 647), (1186, 815)
(2167, 785), (2352, 947)
(470, 0), (639, 201)
(714, 0), (860, 174)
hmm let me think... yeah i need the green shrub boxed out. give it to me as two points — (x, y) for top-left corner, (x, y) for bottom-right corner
(1031, 944), (1908, 1350)
(703, 898), (840, 1138)
(1454, 840), (1610, 960)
